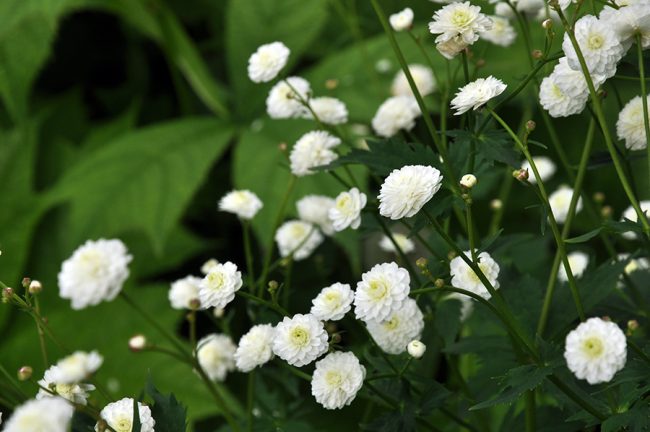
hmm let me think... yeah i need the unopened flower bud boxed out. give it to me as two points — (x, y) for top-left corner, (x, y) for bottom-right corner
(416, 257), (428, 269)
(593, 192), (605, 203)
(28, 280), (42, 294)
(268, 280), (279, 294)
(526, 120), (536, 132)
(2, 287), (14, 303)
(330, 333), (342, 344)
(598, 89), (607, 99)
(278, 142), (288, 152)
(447, 251), (456, 261)
(325, 79), (338, 90)
(601, 205), (613, 218)
(490, 199), (503, 210)
(532, 49), (543, 59)
(189, 298), (201, 310)
(542, 19), (553, 30)
(18, 366), (32, 381)
(213, 308), (225, 318)
(460, 174), (477, 189)
(513, 168), (529, 182)
(201, 259), (219, 275)
(22, 277), (31, 289)
(407, 340), (426, 359)
(434, 278), (445, 289)
(462, 193), (472, 204)
(129, 334), (147, 352)
(627, 320), (639, 335)
(601, 315), (611, 322)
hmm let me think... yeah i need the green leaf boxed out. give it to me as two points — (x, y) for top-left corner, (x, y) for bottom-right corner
(564, 228), (603, 244)
(447, 129), (519, 169)
(470, 364), (555, 410)
(49, 117), (233, 253)
(602, 405), (650, 432)
(132, 398), (142, 432)
(225, 0), (328, 118)
(418, 379), (452, 413)
(145, 374), (188, 432)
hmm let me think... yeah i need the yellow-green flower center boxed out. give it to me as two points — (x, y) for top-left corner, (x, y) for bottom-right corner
(383, 315), (400, 331)
(582, 336), (604, 358)
(451, 10), (471, 27)
(115, 417), (133, 432)
(289, 326), (310, 347)
(368, 278), (389, 300)
(207, 271), (225, 290)
(587, 34), (604, 50)
(325, 371), (343, 386)
(336, 194), (351, 210)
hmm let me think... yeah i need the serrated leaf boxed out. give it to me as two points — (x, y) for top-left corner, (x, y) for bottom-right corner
(470, 364), (555, 410)
(145, 374), (188, 432)
(602, 405), (650, 432)
(448, 129), (519, 168)
(434, 298), (462, 348)
(418, 379), (452, 413)
(49, 117), (233, 253)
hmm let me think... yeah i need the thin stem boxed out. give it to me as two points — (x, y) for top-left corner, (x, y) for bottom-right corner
(547, 376), (607, 421)
(242, 220), (256, 293)
(188, 309), (197, 354)
(637, 34), (650, 191)
(236, 290), (288, 316)
(373, 214), (421, 284)
(407, 30), (442, 92)
(247, 371), (255, 432)
(466, 198), (478, 263)
(32, 296), (48, 367)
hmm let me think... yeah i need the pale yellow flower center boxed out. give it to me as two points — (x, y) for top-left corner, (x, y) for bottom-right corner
(383, 315), (400, 331)
(325, 370), (343, 386)
(79, 250), (104, 277)
(206, 271), (225, 291)
(367, 278), (389, 300)
(587, 33), (604, 50)
(289, 326), (310, 347)
(336, 194), (351, 210)
(324, 291), (341, 307)
(54, 383), (74, 398)
(582, 336), (604, 358)
(551, 83), (565, 99)
(451, 10), (471, 27)
(290, 224), (307, 238)
(115, 416), (133, 432)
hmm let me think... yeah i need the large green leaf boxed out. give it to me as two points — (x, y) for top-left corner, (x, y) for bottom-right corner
(225, 0), (328, 119)
(49, 118), (233, 253)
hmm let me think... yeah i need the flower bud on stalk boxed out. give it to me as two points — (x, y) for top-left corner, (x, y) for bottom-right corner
(129, 334), (147, 352)
(18, 366), (32, 381)
(28, 280), (42, 294)
(460, 174), (477, 189)
(407, 340), (426, 359)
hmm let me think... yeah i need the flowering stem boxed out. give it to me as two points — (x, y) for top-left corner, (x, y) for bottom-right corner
(246, 371), (255, 432)
(32, 296), (49, 368)
(556, 7), (650, 237)
(465, 198), (478, 263)
(236, 290), (288, 316)
(282, 258), (293, 309)
(636, 34), (650, 191)
(487, 107), (586, 321)
(537, 119), (596, 336)
(188, 309), (197, 353)
(278, 360), (311, 381)
(407, 30), (442, 92)
(242, 220), (256, 293)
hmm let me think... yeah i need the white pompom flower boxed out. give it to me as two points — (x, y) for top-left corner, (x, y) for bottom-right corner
(599, 3), (650, 50)
(199, 261), (243, 310)
(479, 16), (516, 47)
(564, 317), (627, 384)
(391, 64), (437, 97)
(235, 324), (276, 372)
(429, 2), (492, 58)
(49, 351), (103, 384)
(272, 313), (329, 367)
(247, 41), (290, 83)
(169, 275), (202, 310)
(521, 156), (556, 184)
(562, 15), (625, 79)
(617, 95), (650, 151)
(379, 233), (416, 254)
(329, 188), (367, 232)
(310, 282), (354, 321)
(275, 220), (324, 261)
(620, 201), (650, 239)
(290, 130), (341, 176)
(97, 398), (155, 432)
(311, 352), (366, 409)
(197, 334), (236, 381)
(378, 165), (444, 220)
(37, 366), (95, 405)
(219, 190), (263, 220)
(354, 262), (411, 322)
(266, 77), (311, 119)
(549, 185), (583, 224)
(389, 7), (414, 31)
(297, 195), (336, 236)
(58, 238), (132, 310)
(305, 97), (349, 125)
(451, 76), (507, 115)
(4, 398), (73, 432)
(558, 251), (589, 282)
(371, 96), (421, 137)
(449, 250), (500, 299)
(366, 298), (425, 354)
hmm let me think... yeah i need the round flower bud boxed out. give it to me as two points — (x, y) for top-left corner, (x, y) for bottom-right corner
(389, 7), (414, 32)
(407, 340), (426, 358)
(22, 277), (31, 288)
(2, 287), (14, 303)
(28, 280), (42, 294)
(129, 335), (147, 352)
(460, 174), (477, 189)
(542, 18), (553, 29)
(532, 49), (543, 59)
(18, 366), (33, 381)
(490, 199), (503, 210)
(526, 120), (536, 132)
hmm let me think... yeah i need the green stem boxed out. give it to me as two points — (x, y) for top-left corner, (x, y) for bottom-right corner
(466, 198), (478, 263)
(247, 371), (255, 432)
(407, 30), (442, 92)
(236, 290), (288, 316)
(547, 376), (607, 421)
(637, 34), (650, 191)
(32, 296), (48, 367)
(242, 220), (256, 293)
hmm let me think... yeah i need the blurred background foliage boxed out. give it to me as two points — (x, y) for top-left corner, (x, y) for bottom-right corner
(0, 0), (648, 429)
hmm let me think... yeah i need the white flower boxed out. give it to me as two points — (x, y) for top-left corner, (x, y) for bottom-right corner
(389, 7), (414, 31)
(599, 2), (650, 50)
(564, 317), (627, 384)
(201, 258), (219, 275)
(37, 366), (95, 405)
(304, 97), (348, 125)
(275, 220), (324, 261)
(197, 334), (236, 381)
(354, 262), (411, 322)
(407, 340), (427, 358)
(272, 313), (329, 367)
(289, 130), (341, 176)
(429, 2), (493, 57)
(391, 64), (437, 97)
(329, 188), (367, 231)
(235, 324), (276, 372)
(616, 95), (650, 151)
(460, 174), (478, 189)
(266, 77), (311, 119)
(49, 351), (103, 384)
(58, 239), (132, 310)
(451, 76), (507, 115)
(4, 398), (73, 432)
(620, 201), (650, 239)
(366, 298), (424, 354)
(549, 185), (583, 224)
(169, 275), (202, 310)
(371, 96), (421, 137)
(297, 195), (336, 236)
(311, 352), (366, 409)
(521, 156), (556, 184)
(562, 15), (625, 78)
(248, 41), (290, 83)
(199, 261), (243, 310)
(539, 57), (604, 118)
(97, 398), (155, 432)
(436, 36), (471, 59)
(494, 2), (515, 19)
(379, 233), (416, 254)
(450, 250), (500, 299)
(378, 165), (443, 220)
(558, 251), (589, 282)
(479, 16), (516, 46)
(310, 283), (354, 321)
(219, 190), (263, 220)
